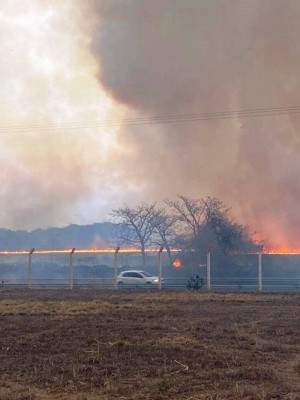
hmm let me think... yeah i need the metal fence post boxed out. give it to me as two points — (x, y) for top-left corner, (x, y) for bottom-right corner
(258, 253), (263, 292)
(158, 246), (164, 290)
(28, 248), (35, 289)
(207, 250), (211, 291)
(114, 246), (120, 289)
(69, 248), (75, 290)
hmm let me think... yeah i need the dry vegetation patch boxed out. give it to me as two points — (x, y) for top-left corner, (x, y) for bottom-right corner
(0, 300), (114, 316)
(0, 290), (299, 399)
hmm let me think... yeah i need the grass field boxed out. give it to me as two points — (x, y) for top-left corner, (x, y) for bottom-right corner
(0, 290), (299, 400)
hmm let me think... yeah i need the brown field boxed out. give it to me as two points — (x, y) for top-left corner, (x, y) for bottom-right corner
(0, 290), (299, 400)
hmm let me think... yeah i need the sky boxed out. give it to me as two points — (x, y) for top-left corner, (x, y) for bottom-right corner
(1, 0), (300, 246)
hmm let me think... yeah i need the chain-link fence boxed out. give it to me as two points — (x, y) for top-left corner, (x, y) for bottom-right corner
(0, 250), (299, 291)
(0, 251), (28, 288)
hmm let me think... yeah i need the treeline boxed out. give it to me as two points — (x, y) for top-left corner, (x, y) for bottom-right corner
(111, 195), (260, 266)
(0, 196), (259, 262)
(0, 223), (116, 251)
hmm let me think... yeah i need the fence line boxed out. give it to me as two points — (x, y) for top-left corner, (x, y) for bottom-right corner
(0, 249), (299, 292)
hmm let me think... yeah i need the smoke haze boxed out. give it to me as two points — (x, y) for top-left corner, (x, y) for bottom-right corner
(1, 0), (300, 246)
(90, 0), (300, 245)
(0, 0), (137, 230)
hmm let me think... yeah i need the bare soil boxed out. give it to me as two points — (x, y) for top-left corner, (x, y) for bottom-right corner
(0, 290), (299, 400)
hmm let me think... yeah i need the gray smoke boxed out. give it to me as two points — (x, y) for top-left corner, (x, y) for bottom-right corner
(90, 0), (300, 244)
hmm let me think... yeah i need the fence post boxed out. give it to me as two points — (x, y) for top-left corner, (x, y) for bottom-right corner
(158, 246), (164, 290)
(207, 250), (211, 291)
(69, 248), (76, 290)
(28, 248), (35, 289)
(114, 246), (120, 289)
(258, 252), (263, 292)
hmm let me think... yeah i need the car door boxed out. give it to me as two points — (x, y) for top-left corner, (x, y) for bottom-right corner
(123, 272), (144, 285)
(130, 272), (145, 284)
(121, 272), (135, 284)
(121, 272), (145, 285)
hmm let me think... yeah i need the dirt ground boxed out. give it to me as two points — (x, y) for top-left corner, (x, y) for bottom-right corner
(0, 290), (299, 400)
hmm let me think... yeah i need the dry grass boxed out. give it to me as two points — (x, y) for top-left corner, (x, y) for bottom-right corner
(0, 290), (299, 399)
(0, 300), (114, 316)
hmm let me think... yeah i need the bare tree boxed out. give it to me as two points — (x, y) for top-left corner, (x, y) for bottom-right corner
(111, 203), (157, 266)
(166, 195), (205, 245)
(202, 197), (258, 254)
(150, 208), (178, 266)
(166, 195), (258, 254)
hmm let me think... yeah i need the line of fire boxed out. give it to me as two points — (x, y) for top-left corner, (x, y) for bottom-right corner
(1, 245), (300, 256)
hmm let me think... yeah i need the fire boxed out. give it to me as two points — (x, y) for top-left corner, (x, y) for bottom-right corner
(173, 259), (182, 268)
(263, 245), (300, 255)
(0, 248), (180, 255)
(1, 246), (300, 256)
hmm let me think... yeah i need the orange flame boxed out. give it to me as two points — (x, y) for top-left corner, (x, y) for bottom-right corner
(263, 245), (300, 255)
(172, 259), (182, 268)
(0, 248), (181, 256)
(1, 246), (300, 256)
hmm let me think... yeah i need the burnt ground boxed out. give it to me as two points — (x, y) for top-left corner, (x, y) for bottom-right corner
(0, 290), (299, 400)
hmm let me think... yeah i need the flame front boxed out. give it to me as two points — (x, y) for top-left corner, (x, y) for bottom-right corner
(262, 245), (300, 255)
(1, 246), (300, 256)
(0, 248), (180, 256)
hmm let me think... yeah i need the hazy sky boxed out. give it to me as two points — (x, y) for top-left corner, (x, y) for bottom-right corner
(1, 0), (300, 246)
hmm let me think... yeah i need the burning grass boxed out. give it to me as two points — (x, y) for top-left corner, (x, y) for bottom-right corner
(0, 290), (299, 399)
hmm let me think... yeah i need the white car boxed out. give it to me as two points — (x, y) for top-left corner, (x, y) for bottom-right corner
(117, 270), (161, 286)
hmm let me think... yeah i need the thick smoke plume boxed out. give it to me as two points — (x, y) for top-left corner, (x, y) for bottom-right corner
(2, 0), (300, 246)
(90, 0), (300, 245)
(0, 0), (132, 230)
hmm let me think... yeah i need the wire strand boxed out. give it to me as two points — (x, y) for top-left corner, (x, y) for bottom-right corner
(0, 105), (299, 134)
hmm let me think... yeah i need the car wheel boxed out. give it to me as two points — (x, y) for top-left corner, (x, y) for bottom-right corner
(146, 281), (153, 285)
(118, 282), (125, 286)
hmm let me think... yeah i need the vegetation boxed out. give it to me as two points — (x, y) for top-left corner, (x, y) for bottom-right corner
(112, 195), (259, 266)
(0, 290), (299, 399)
(111, 203), (158, 266)
(0, 196), (259, 260)
(166, 195), (258, 255)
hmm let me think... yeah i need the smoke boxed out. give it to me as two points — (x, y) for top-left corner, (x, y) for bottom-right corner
(0, 0), (133, 230)
(89, 0), (300, 244)
(2, 0), (300, 245)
